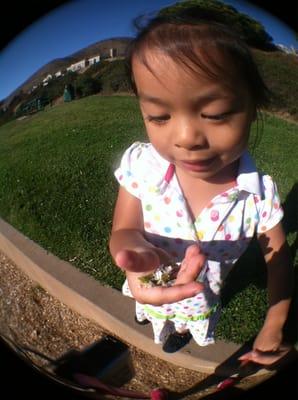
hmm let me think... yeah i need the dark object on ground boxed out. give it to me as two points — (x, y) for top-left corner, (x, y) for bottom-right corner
(162, 331), (192, 353)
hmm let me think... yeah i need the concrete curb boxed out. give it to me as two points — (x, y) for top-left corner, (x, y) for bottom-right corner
(0, 217), (269, 376)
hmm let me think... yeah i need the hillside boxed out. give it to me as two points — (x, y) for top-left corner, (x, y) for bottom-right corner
(1, 38), (298, 126)
(1, 37), (131, 107)
(253, 49), (298, 119)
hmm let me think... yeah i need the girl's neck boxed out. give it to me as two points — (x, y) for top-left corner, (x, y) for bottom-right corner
(175, 161), (239, 221)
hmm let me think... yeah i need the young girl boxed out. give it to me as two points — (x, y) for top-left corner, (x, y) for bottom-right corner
(109, 14), (293, 356)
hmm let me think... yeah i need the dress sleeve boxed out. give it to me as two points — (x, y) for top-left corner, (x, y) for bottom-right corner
(114, 142), (145, 199)
(256, 175), (284, 233)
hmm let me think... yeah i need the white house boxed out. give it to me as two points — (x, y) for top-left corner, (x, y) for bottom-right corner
(109, 48), (117, 58)
(67, 59), (87, 72)
(42, 74), (52, 86)
(88, 55), (100, 65)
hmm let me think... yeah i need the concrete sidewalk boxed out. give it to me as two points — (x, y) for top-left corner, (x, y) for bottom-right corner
(0, 217), (269, 377)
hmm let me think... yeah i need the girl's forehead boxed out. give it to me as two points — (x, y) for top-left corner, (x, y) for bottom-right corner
(132, 50), (243, 98)
(133, 45), (240, 80)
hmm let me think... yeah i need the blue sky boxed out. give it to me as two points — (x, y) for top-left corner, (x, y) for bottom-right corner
(0, 0), (297, 102)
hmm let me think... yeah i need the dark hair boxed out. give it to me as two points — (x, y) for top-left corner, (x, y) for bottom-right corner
(127, 14), (270, 113)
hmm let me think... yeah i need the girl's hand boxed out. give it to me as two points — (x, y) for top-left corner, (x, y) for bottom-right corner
(125, 244), (205, 305)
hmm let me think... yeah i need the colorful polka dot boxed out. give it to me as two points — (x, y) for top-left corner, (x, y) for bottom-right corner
(210, 209), (219, 221)
(164, 227), (172, 233)
(145, 204), (152, 211)
(131, 182), (138, 189)
(197, 231), (205, 240)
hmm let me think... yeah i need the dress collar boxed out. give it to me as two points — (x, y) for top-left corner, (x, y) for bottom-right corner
(150, 146), (262, 197)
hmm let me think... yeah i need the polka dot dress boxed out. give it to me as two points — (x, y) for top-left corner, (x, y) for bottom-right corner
(115, 142), (284, 346)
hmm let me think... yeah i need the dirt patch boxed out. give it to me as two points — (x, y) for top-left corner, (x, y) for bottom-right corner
(0, 251), (272, 399)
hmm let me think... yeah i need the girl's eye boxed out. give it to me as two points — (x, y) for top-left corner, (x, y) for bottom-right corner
(146, 115), (170, 124)
(201, 111), (232, 121)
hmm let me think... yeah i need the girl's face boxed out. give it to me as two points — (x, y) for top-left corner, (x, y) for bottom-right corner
(132, 50), (256, 183)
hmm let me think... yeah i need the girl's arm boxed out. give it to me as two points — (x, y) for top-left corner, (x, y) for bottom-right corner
(109, 186), (204, 305)
(254, 222), (293, 353)
(109, 186), (171, 273)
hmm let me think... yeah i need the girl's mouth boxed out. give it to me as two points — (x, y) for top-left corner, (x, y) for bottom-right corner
(180, 157), (216, 172)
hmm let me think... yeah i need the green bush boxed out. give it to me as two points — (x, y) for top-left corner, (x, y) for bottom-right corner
(75, 75), (102, 97)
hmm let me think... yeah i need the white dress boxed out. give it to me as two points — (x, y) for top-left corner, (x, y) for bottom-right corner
(115, 142), (284, 346)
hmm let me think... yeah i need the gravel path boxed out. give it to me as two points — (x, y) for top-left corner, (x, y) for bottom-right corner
(0, 251), (269, 399)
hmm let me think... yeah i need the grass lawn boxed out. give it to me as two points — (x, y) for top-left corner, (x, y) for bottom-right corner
(0, 95), (297, 344)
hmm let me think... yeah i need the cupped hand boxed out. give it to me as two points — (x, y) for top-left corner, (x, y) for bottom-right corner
(126, 244), (206, 305)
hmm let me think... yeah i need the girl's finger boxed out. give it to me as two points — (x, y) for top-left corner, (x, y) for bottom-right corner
(184, 244), (201, 263)
(115, 249), (159, 272)
(138, 281), (204, 305)
(176, 250), (206, 284)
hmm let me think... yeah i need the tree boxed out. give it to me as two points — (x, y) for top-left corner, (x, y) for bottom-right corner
(158, 0), (276, 50)
(75, 75), (102, 97)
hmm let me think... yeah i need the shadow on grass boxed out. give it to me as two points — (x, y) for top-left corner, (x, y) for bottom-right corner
(282, 182), (298, 261)
(220, 182), (298, 345)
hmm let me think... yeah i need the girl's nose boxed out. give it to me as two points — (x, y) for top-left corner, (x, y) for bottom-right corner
(174, 117), (207, 150)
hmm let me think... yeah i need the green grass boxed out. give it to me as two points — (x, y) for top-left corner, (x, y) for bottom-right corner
(0, 96), (145, 289)
(0, 95), (297, 344)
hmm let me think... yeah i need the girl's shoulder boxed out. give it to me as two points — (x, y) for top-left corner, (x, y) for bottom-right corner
(114, 142), (168, 194)
(117, 142), (167, 175)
